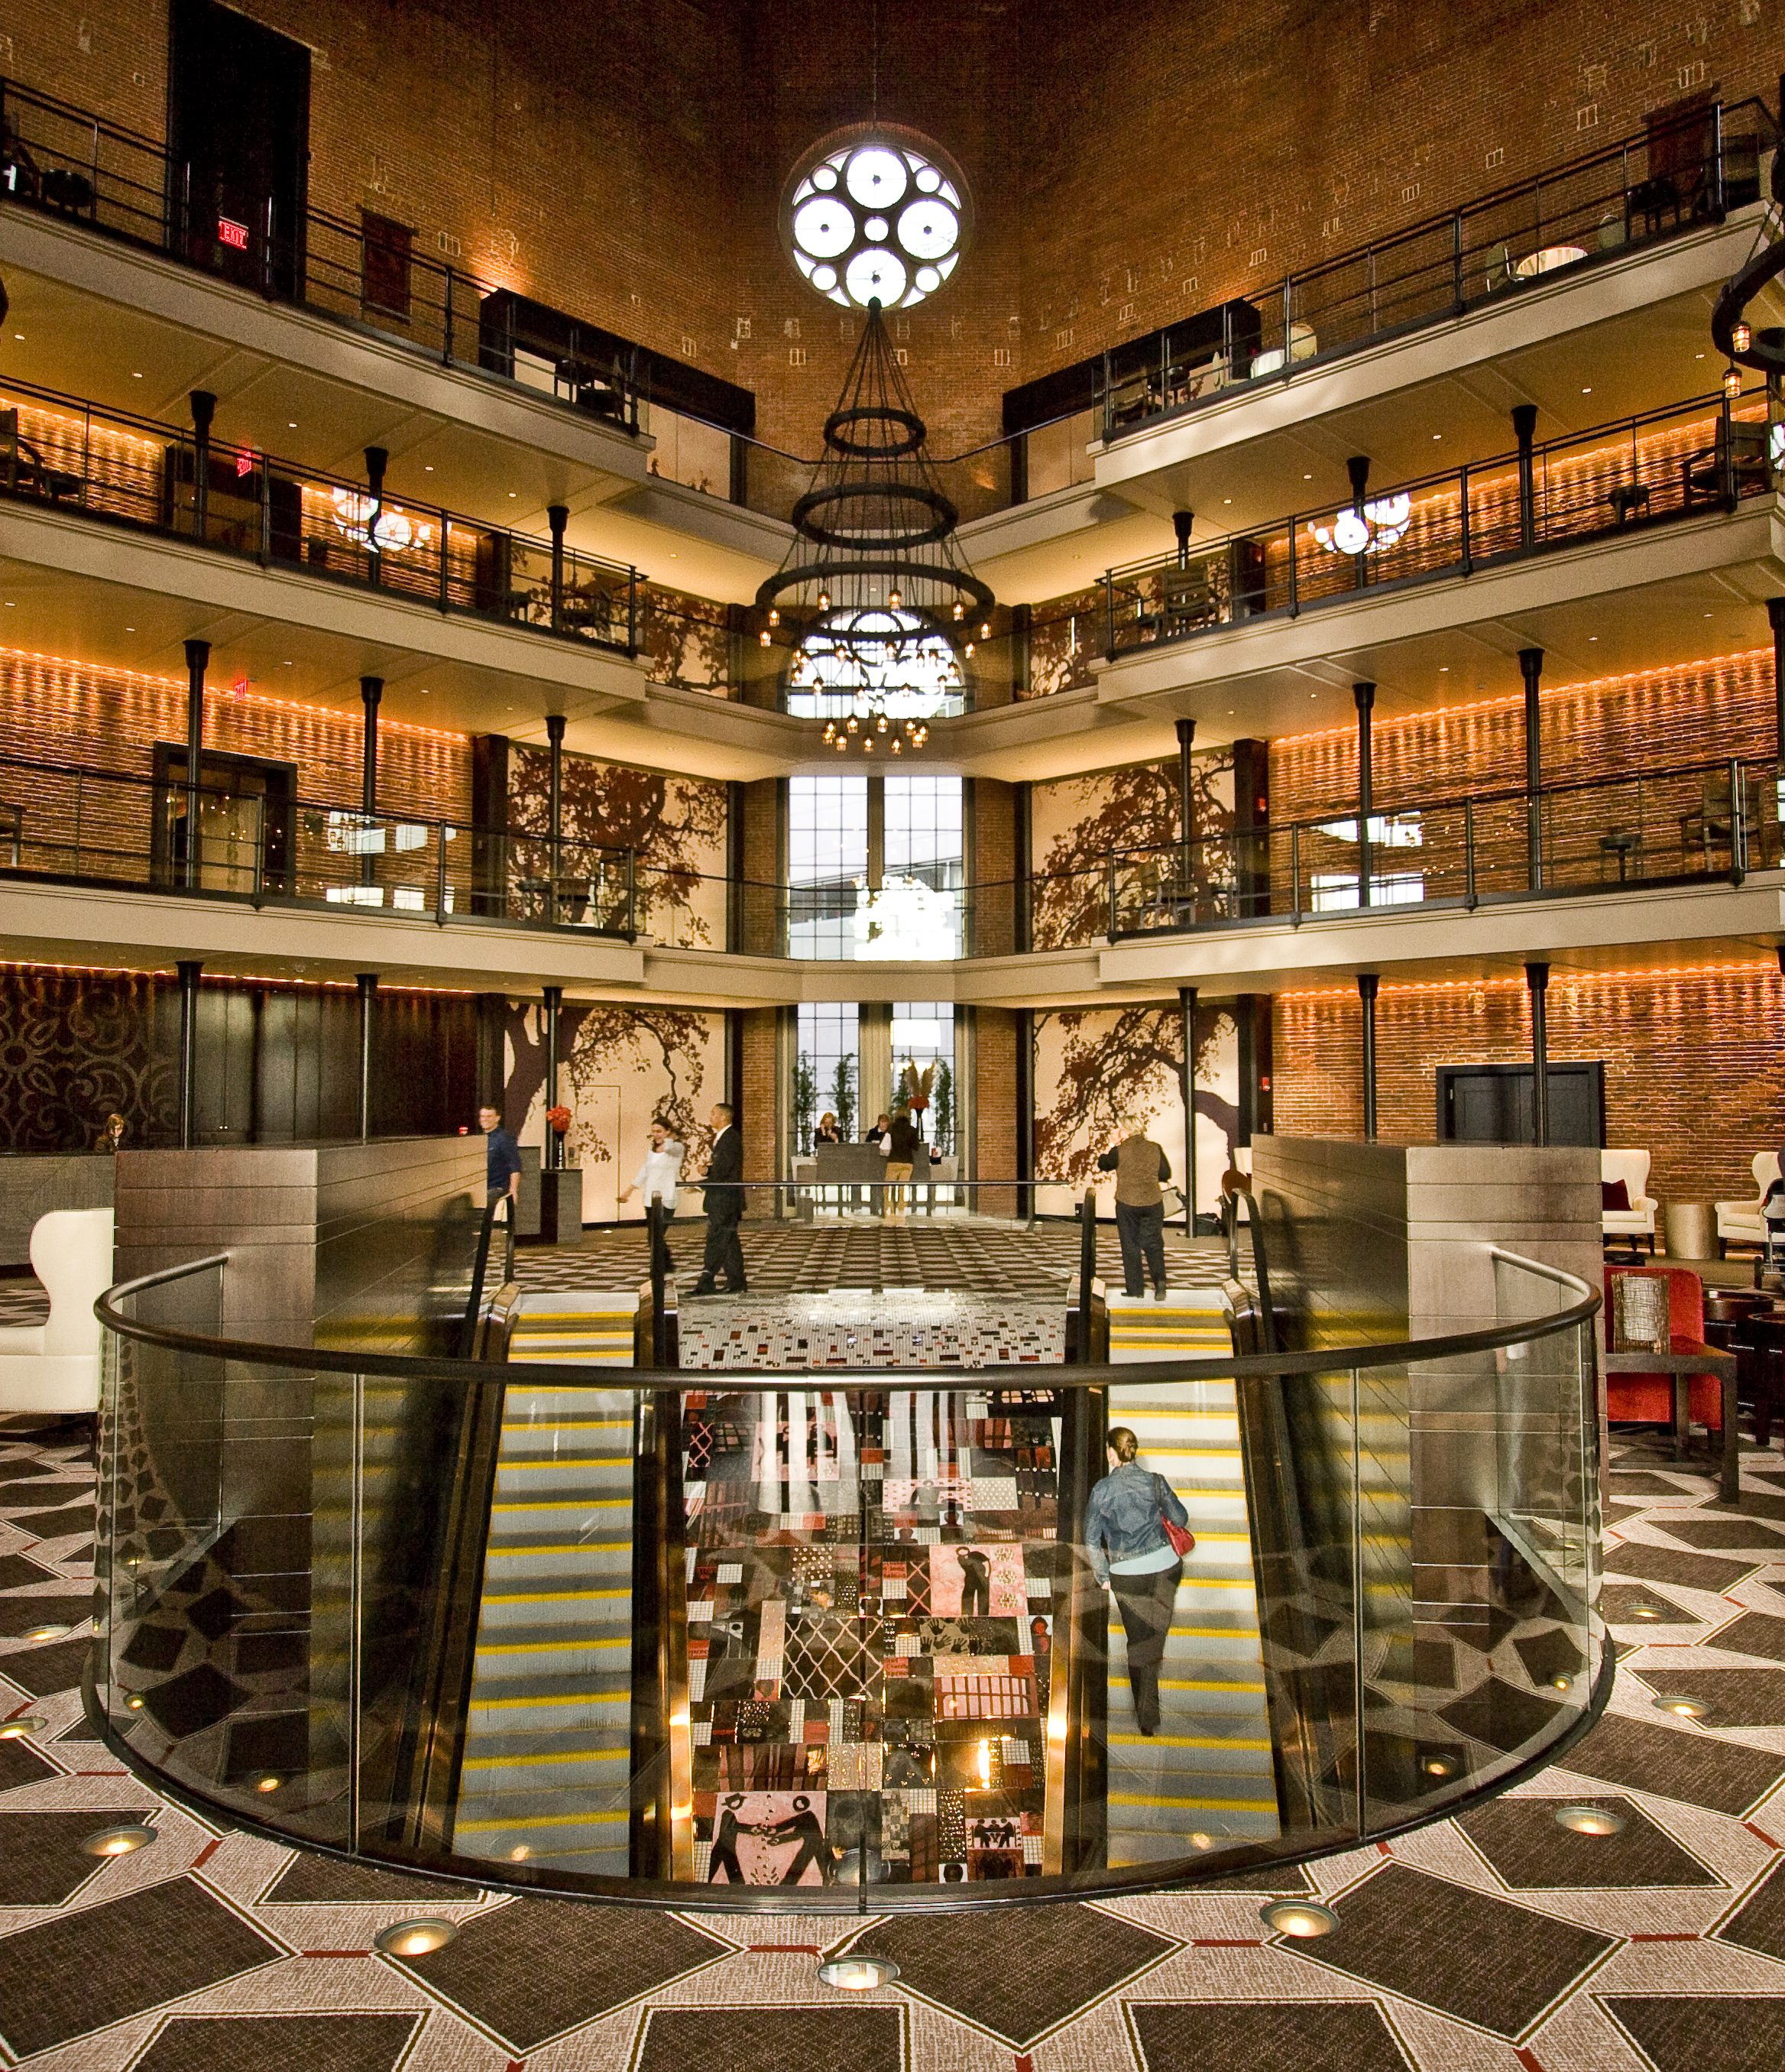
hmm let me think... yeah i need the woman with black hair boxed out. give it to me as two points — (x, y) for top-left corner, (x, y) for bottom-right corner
(1083, 1425), (1192, 1735)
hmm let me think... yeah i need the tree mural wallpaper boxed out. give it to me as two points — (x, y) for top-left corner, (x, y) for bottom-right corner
(1032, 1003), (1239, 1218)
(504, 999), (725, 1223)
(1029, 751), (1236, 951)
(508, 745), (727, 947)
(640, 585), (731, 696)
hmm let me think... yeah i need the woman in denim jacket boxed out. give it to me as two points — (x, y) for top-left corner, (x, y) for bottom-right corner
(1084, 1427), (1191, 1735)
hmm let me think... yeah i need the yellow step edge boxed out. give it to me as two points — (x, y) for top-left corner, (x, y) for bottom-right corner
(1110, 1734), (1273, 1751)
(1110, 1794), (1278, 1813)
(469, 1692), (629, 1713)
(477, 1635), (630, 1653)
(1156, 1678), (1267, 1693)
(462, 1749), (630, 1771)
(485, 1545), (632, 1561)
(492, 1498), (630, 1513)
(455, 1810), (629, 1832)
(481, 1587), (631, 1604)
(498, 1421), (632, 1432)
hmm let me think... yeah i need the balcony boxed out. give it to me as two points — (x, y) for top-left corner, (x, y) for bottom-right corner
(0, 749), (1777, 1007)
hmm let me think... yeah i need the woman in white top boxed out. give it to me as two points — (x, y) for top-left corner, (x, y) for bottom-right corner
(619, 1119), (684, 1272)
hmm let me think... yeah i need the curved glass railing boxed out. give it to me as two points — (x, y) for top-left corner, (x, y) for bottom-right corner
(90, 1247), (1602, 1910)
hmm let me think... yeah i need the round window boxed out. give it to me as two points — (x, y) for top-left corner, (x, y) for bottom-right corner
(780, 124), (971, 312)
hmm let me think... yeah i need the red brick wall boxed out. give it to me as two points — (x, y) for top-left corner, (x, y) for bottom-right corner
(737, 1005), (780, 1211)
(971, 778), (1019, 958)
(22, 3), (1759, 457)
(1272, 961), (1785, 1210)
(1012, 0), (1780, 385)
(1270, 647), (1779, 825)
(973, 1006), (1019, 1218)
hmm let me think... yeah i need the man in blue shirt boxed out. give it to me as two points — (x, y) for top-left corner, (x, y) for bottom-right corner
(479, 1104), (521, 1205)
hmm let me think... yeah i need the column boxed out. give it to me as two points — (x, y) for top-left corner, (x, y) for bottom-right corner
(1520, 647), (1544, 890)
(543, 984), (562, 1170)
(547, 503), (569, 632)
(1353, 681), (1375, 908)
(1769, 596), (1785, 763)
(546, 712), (566, 926)
(1232, 738), (1270, 918)
(182, 638), (209, 890)
(364, 444), (388, 581)
(1512, 404), (1538, 551)
(359, 676), (382, 892)
(1175, 715), (1196, 903)
(177, 959), (202, 1149)
(357, 972), (377, 1143)
(1234, 994), (1273, 1146)
(1358, 972), (1380, 1143)
(1179, 984), (1198, 1236)
(188, 390), (215, 541)
(1525, 961), (1550, 1147)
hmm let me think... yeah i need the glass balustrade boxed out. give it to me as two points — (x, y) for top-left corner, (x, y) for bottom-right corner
(90, 1237), (1602, 1905)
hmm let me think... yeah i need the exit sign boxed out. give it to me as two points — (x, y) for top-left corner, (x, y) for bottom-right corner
(217, 216), (248, 250)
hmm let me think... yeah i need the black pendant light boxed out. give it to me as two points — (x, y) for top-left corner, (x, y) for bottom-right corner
(756, 299), (992, 754)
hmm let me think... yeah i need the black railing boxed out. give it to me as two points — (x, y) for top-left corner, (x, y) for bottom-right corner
(0, 371), (643, 653)
(1089, 97), (1777, 447)
(1100, 389), (1777, 663)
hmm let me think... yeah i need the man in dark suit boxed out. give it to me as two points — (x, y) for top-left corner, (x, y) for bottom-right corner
(692, 1101), (747, 1295)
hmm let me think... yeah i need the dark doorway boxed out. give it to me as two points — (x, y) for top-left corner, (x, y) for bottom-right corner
(168, 0), (310, 297)
(1436, 1062), (1606, 1148)
(151, 744), (296, 895)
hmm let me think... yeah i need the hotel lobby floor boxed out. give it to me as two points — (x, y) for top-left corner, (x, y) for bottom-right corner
(0, 1431), (1783, 2067)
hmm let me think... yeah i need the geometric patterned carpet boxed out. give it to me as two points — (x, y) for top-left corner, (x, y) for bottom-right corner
(513, 1217), (1230, 1297)
(2, 1426), (1784, 2066)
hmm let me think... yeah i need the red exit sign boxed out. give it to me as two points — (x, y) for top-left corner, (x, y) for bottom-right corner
(217, 216), (249, 251)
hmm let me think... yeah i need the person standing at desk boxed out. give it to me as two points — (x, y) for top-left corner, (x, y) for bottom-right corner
(619, 1117), (685, 1274)
(692, 1101), (747, 1296)
(479, 1104), (520, 1207)
(881, 1106), (919, 1220)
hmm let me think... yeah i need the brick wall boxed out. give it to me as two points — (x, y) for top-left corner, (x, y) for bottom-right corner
(1272, 961), (1785, 1211)
(971, 777), (1019, 958)
(24, 3), (1757, 457)
(1012, 0), (1780, 388)
(1270, 647), (1779, 824)
(973, 1005), (1019, 1218)
(737, 1005), (779, 1213)
(0, 644), (471, 891)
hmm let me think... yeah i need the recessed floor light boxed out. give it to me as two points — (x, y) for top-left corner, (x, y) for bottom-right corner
(376, 1918), (457, 1957)
(1190, 1831), (1213, 1848)
(818, 1957), (899, 1990)
(254, 1773), (282, 1793)
(1628, 1600), (1665, 1620)
(1262, 1900), (1337, 1937)
(125, 1693), (145, 1710)
(82, 1824), (156, 1857)
(1554, 1802), (1624, 1836)
(0, 1717), (45, 1740)
(21, 1623), (66, 1642)
(1653, 1692), (1710, 1720)
(1422, 1753), (1459, 1778)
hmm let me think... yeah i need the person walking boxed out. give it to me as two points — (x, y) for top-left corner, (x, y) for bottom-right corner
(618, 1117), (685, 1274)
(881, 1104), (919, 1219)
(1084, 1426), (1193, 1735)
(691, 1101), (747, 1295)
(479, 1104), (521, 1208)
(1097, 1114), (1172, 1300)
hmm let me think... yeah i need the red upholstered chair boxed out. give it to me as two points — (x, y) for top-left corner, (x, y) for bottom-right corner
(1604, 1266), (1725, 1429)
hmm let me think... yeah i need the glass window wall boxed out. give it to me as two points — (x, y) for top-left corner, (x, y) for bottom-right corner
(788, 774), (868, 959)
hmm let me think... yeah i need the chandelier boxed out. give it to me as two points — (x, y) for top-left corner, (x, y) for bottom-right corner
(756, 299), (992, 754)
(1310, 454), (1411, 556)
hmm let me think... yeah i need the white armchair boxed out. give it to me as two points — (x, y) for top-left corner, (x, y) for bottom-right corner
(1716, 1153), (1783, 1254)
(1601, 1149), (1657, 1255)
(0, 1208), (114, 1415)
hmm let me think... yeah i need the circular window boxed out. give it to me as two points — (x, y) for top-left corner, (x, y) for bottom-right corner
(781, 124), (971, 312)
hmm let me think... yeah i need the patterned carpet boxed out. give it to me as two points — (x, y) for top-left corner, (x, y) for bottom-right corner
(0, 1422), (1782, 2067)
(514, 1218), (1229, 1299)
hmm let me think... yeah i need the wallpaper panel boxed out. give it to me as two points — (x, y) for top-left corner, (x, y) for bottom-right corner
(1029, 751), (1235, 950)
(504, 1000), (727, 1226)
(507, 744), (728, 948)
(1031, 1003), (1238, 1220)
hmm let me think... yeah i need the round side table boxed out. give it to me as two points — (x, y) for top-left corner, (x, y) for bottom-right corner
(1663, 1201), (1716, 1261)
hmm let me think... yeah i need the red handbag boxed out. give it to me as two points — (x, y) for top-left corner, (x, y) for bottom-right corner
(1162, 1516), (1195, 1557)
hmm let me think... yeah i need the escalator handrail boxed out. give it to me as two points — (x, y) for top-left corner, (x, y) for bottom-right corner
(98, 1246), (1599, 1388)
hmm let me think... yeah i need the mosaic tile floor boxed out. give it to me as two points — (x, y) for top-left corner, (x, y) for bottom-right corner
(1, 1424), (1784, 2067)
(678, 1292), (1068, 1372)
